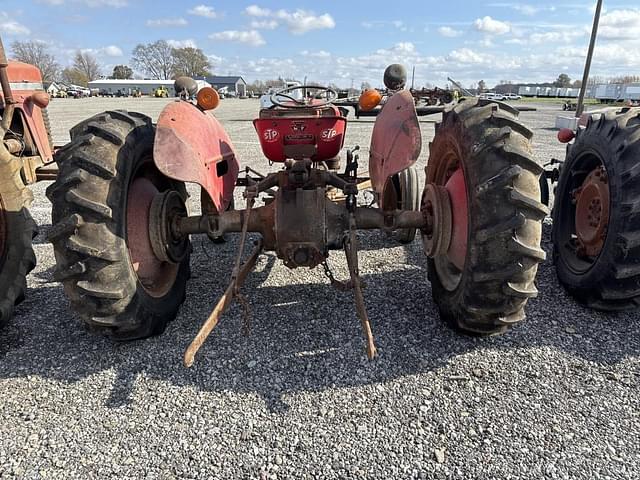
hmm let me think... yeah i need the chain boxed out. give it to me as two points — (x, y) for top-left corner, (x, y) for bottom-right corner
(322, 259), (350, 291)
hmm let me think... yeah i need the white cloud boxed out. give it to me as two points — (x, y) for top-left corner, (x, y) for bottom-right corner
(245, 5), (335, 34)
(438, 26), (463, 37)
(187, 5), (218, 19)
(146, 18), (188, 27)
(250, 20), (278, 30)
(100, 45), (123, 57)
(473, 16), (511, 35)
(209, 30), (265, 47)
(274, 9), (335, 34)
(599, 9), (640, 40)
(167, 39), (198, 49)
(301, 50), (331, 58)
(447, 48), (489, 65)
(245, 5), (271, 17)
(0, 20), (30, 35)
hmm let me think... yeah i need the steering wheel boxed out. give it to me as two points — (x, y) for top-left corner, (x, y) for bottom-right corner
(270, 85), (338, 109)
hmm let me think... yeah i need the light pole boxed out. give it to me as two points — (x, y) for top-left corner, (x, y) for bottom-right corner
(576, 0), (603, 117)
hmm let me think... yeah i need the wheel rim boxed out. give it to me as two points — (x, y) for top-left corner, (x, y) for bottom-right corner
(426, 145), (469, 291)
(126, 164), (180, 298)
(574, 166), (609, 257)
(0, 193), (7, 268)
(557, 152), (610, 274)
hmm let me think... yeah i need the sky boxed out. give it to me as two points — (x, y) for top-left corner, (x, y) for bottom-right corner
(1, 0), (639, 88)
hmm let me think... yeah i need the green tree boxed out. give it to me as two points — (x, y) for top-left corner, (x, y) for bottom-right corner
(554, 73), (571, 88)
(61, 67), (88, 87)
(171, 47), (211, 78)
(112, 65), (133, 79)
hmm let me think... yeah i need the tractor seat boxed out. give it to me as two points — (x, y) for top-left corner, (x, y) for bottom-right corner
(253, 105), (347, 162)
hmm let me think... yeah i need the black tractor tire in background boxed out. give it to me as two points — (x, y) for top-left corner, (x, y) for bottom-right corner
(426, 99), (548, 334)
(552, 108), (640, 310)
(46, 110), (191, 340)
(392, 166), (420, 244)
(0, 155), (37, 328)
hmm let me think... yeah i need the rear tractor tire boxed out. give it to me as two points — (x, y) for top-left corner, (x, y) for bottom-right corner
(382, 166), (420, 244)
(0, 155), (37, 328)
(423, 98), (548, 334)
(552, 108), (640, 310)
(46, 110), (191, 340)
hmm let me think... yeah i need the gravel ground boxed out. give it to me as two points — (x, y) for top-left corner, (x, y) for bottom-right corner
(0, 98), (638, 479)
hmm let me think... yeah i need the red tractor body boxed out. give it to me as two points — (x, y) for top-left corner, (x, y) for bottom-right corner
(2, 61), (54, 172)
(47, 70), (546, 366)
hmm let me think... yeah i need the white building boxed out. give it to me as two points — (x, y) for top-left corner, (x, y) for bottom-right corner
(88, 79), (175, 96)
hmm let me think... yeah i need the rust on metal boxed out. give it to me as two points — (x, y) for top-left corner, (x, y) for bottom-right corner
(154, 101), (239, 213)
(0, 35), (14, 105)
(127, 175), (179, 298)
(368, 90), (422, 194)
(575, 165), (609, 257)
(344, 217), (377, 360)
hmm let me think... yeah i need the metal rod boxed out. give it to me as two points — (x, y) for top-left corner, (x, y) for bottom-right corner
(0, 35), (14, 105)
(576, 0), (603, 118)
(344, 218), (377, 360)
(184, 240), (263, 367)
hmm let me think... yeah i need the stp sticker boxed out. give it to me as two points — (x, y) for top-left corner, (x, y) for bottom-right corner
(263, 129), (279, 142)
(321, 128), (338, 141)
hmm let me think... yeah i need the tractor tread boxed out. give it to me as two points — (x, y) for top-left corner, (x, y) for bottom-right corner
(427, 97), (544, 335)
(0, 153), (37, 329)
(553, 107), (640, 311)
(48, 110), (191, 341)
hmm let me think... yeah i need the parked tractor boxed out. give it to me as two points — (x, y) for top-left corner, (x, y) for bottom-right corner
(0, 37), (56, 328)
(542, 107), (640, 309)
(47, 65), (546, 365)
(153, 86), (169, 98)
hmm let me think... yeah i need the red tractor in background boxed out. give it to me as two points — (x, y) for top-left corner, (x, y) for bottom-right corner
(542, 106), (640, 310)
(0, 36), (56, 329)
(46, 64), (546, 365)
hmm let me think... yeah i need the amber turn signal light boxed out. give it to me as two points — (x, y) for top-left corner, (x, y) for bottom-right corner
(358, 89), (382, 111)
(197, 87), (220, 111)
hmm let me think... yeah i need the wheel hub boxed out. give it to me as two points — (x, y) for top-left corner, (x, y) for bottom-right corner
(421, 183), (452, 257)
(149, 190), (190, 263)
(574, 166), (609, 257)
(127, 176), (181, 298)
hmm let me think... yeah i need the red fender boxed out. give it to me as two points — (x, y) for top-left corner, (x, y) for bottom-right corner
(368, 90), (421, 195)
(153, 102), (239, 212)
(2, 62), (54, 164)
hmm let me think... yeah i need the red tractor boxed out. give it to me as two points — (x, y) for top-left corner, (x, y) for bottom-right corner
(47, 65), (546, 365)
(543, 106), (640, 310)
(0, 37), (55, 329)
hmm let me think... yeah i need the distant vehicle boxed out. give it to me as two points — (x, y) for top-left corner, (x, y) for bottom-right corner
(479, 92), (505, 101)
(503, 93), (522, 101)
(153, 86), (169, 98)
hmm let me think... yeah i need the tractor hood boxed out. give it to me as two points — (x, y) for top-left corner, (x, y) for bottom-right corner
(153, 101), (239, 213)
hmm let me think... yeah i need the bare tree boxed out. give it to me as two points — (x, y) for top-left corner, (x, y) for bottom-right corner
(73, 51), (101, 82)
(10, 40), (60, 83)
(131, 40), (175, 80)
(171, 47), (211, 78)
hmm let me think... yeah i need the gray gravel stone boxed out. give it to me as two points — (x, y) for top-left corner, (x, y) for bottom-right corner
(0, 97), (638, 479)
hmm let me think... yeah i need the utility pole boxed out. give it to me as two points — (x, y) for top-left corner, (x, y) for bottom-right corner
(576, 0), (603, 117)
(411, 66), (415, 90)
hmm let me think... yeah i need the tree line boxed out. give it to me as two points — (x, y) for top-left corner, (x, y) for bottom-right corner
(10, 40), (212, 86)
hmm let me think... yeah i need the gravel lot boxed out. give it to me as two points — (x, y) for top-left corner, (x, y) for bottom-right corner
(1, 97), (638, 479)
